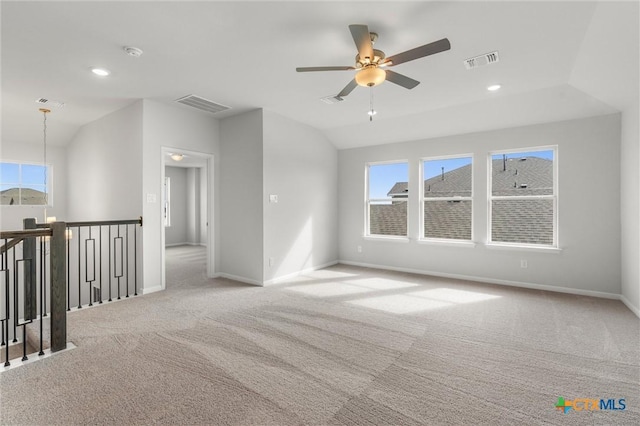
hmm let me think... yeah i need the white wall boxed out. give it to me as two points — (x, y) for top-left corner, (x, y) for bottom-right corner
(262, 110), (338, 283)
(164, 166), (188, 246)
(142, 100), (220, 292)
(0, 144), (67, 230)
(339, 114), (622, 297)
(199, 167), (207, 244)
(219, 109), (264, 284)
(67, 101), (143, 221)
(621, 105), (640, 313)
(568, 1), (639, 314)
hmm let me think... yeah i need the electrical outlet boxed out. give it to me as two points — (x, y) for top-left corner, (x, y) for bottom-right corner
(269, 194), (278, 203)
(357, 245), (362, 253)
(520, 259), (528, 268)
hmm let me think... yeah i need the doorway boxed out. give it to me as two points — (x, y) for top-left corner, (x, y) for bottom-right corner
(160, 147), (215, 290)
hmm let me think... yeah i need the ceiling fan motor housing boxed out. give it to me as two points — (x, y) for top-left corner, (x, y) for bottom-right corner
(356, 49), (386, 68)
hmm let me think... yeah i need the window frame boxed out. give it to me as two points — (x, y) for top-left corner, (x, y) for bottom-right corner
(0, 161), (53, 207)
(163, 176), (171, 227)
(364, 159), (409, 240)
(487, 145), (558, 248)
(419, 154), (474, 243)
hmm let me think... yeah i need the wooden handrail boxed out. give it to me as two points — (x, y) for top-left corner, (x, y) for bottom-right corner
(0, 228), (52, 257)
(35, 216), (143, 228)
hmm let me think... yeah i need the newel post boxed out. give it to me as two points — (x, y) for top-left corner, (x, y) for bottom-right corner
(23, 218), (37, 321)
(50, 221), (67, 352)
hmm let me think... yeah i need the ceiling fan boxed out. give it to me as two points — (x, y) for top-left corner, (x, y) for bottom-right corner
(296, 24), (451, 98)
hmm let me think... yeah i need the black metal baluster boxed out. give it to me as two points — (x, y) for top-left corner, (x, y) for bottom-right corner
(1, 239), (7, 365)
(108, 226), (112, 302)
(99, 226), (103, 303)
(125, 225), (129, 298)
(87, 227), (94, 307)
(134, 224), (138, 296)
(67, 225), (70, 311)
(77, 226), (82, 309)
(42, 234), (47, 317)
(39, 236), (44, 355)
(21, 324), (27, 361)
(116, 225), (121, 300)
(12, 246), (16, 343)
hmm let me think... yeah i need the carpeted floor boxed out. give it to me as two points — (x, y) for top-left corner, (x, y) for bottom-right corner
(1, 245), (638, 425)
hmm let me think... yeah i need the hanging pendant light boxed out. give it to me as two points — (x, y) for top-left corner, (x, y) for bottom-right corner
(40, 108), (50, 221)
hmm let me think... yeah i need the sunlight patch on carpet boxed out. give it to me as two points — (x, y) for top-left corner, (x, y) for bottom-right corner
(347, 288), (501, 314)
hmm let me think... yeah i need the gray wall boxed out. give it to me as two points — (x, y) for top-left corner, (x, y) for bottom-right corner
(263, 110), (338, 283)
(338, 114), (622, 296)
(219, 109), (264, 284)
(164, 166), (188, 246)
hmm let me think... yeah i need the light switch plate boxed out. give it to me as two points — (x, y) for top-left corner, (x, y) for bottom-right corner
(269, 194), (278, 203)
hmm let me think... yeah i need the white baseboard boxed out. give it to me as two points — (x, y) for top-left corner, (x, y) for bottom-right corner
(143, 285), (163, 295)
(217, 273), (262, 287)
(339, 260), (623, 301)
(1, 342), (76, 374)
(263, 261), (339, 286)
(620, 294), (640, 318)
(165, 242), (205, 248)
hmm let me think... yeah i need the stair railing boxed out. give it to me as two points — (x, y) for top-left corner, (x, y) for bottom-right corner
(1, 222), (66, 366)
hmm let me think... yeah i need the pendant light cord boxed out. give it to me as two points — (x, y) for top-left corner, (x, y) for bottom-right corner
(40, 108), (50, 216)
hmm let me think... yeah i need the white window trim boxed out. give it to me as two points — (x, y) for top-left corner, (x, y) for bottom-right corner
(487, 145), (558, 248)
(0, 161), (53, 207)
(419, 154), (474, 243)
(364, 160), (409, 239)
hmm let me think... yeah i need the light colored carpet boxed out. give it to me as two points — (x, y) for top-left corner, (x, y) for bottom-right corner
(1, 245), (638, 425)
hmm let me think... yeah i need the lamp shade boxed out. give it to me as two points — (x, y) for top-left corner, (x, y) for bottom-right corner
(355, 67), (386, 87)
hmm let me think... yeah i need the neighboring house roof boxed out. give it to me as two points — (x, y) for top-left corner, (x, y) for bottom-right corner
(386, 182), (409, 198)
(371, 156), (553, 244)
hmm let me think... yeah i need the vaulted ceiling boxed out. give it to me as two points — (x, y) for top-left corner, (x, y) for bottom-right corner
(2, 1), (637, 149)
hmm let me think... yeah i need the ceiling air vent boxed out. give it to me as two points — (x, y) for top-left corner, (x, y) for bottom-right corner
(35, 98), (65, 108)
(464, 51), (500, 70)
(175, 94), (230, 115)
(320, 95), (345, 105)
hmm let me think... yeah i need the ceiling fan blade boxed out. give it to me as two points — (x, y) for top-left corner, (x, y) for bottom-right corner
(337, 79), (358, 98)
(385, 70), (420, 89)
(385, 38), (451, 66)
(349, 24), (374, 61)
(296, 66), (355, 72)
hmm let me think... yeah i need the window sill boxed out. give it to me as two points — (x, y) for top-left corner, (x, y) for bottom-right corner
(484, 243), (562, 253)
(417, 239), (476, 248)
(364, 236), (410, 243)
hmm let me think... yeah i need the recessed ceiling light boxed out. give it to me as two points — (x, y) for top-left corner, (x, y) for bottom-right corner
(91, 68), (110, 77)
(487, 84), (501, 91)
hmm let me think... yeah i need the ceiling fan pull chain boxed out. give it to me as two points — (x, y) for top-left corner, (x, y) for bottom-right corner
(369, 86), (375, 121)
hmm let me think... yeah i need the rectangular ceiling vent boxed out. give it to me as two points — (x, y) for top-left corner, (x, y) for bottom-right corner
(175, 94), (230, 115)
(320, 95), (345, 105)
(464, 51), (500, 70)
(35, 98), (65, 108)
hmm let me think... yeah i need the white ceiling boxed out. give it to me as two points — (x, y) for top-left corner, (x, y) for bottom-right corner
(1, 1), (637, 150)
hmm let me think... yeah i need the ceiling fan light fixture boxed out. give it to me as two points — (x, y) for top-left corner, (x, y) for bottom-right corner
(355, 66), (386, 87)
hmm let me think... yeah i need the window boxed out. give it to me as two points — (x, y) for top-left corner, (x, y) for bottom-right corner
(366, 161), (408, 237)
(421, 155), (473, 241)
(0, 162), (51, 206)
(489, 148), (556, 246)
